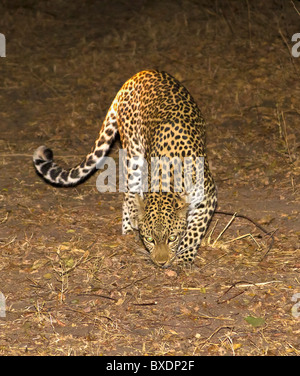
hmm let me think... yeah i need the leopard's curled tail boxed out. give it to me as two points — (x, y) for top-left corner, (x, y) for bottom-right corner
(33, 100), (119, 187)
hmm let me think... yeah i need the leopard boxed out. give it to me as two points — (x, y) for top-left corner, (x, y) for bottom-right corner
(33, 70), (217, 268)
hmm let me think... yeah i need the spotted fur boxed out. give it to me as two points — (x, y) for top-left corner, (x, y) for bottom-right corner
(33, 70), (217, 267)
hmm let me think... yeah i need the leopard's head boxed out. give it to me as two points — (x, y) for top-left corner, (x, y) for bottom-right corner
(135, 192), (188, 267)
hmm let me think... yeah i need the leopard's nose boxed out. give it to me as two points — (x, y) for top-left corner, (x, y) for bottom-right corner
(152, 243), (170, 267)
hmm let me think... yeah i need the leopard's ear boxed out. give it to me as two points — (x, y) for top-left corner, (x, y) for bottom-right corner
(176, 201), (189, 219)
(174, 192), (189, 219)
(135, 194), (145, 220)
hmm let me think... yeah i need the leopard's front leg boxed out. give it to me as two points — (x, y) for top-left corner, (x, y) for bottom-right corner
(176, 194), (217, 263)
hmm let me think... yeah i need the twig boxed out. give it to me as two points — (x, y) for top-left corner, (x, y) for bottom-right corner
(217, 289), (246, 304)
(214, 210), (276, 260)
(162, 286), (206, 291)
(223, 233), (261, 249)
(196, 314), (234, 321)
(215, 210), (267, 233)
(217, 4), (234, 35)
(207, 218), (218, 245)
(278, 27), (298, 74)
(0, 236), (17, 249)
(278, 28), (292, 56)
(224, 280), (282, 288)
(29, 69), (60, 96)
(53, 250), (90, 277)
(0, 154), (36, 157)
(291, 0), (300, 17)
(198, 253), (228, 271)
(0, 212), (9, 224)
(246, 0), (252, 48)
(281, 111), (293, 163)
(132, 301), (157, 306)
(118, 275), (150, 290)
(217, 279), (283, 304)
(198, 326), (232, 350)
(212, 212), (237, 246)
(259, 229), (277, 261)
(65, 306), (113, 321)
(79, 292), (117, 302)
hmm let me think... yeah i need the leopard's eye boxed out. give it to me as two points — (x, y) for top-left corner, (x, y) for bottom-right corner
(168, 235), (177, 242)
(145, 236), (154, 243)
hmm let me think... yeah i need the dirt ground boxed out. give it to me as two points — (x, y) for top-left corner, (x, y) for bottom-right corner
(0, 0), (299, 356)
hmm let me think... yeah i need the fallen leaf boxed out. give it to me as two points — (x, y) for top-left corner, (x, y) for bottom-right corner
(233, 343), (242, 350)
(244, 315), (265, 327)
(116, 297), (125, 306)
(165, 270), (177, 277)
(43, 273), (52, 280)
